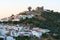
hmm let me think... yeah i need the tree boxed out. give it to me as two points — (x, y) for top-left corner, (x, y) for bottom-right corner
(28, 6), (32, 11)
(11, 14), (14, 17)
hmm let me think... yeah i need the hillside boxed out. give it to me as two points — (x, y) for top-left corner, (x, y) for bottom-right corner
(0, 7), (60, 40)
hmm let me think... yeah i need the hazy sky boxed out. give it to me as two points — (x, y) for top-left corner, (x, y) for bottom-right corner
(0, 0), (60, 19)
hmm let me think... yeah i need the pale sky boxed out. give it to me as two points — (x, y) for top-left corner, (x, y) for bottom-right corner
(0, 0), (60, 19)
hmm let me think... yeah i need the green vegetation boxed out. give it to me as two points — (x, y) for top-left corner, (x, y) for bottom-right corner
(14, 36), (31, 40)
(41, 11), (60, 39)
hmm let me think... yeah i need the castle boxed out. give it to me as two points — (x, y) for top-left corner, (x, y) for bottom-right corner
(19, 6), (44, 16)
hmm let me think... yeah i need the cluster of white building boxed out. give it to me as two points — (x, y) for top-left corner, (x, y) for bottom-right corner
(0, 24), (50, 40)
(0, 14), (34, 22)
(12, 14), (34, 21)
